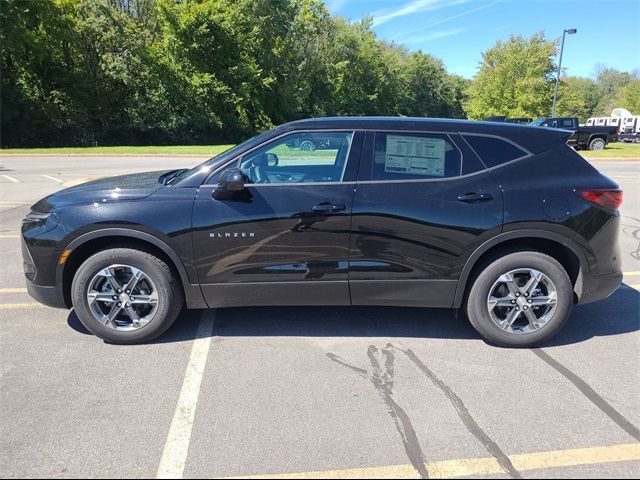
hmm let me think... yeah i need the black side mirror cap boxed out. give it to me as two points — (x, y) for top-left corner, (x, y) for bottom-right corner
(213, 168), (245, 200)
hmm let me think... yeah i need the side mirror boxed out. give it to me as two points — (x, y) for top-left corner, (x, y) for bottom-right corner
(266, 152), (279, 167)
(213, 168), (245, 200)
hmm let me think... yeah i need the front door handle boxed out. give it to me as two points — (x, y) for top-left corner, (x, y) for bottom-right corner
(312, 203), (346, 214)
(457, 192), (493, 203)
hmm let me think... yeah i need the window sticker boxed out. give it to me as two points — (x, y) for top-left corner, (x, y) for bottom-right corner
(384, 135), (445, 177)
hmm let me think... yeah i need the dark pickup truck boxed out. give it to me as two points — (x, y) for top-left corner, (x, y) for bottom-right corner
(529, 117), (617, 150)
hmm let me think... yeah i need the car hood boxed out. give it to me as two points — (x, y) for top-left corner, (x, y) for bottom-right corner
(31, 170), (170, 212)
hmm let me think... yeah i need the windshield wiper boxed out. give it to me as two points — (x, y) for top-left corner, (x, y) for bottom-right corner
(160, 169), (188, 185)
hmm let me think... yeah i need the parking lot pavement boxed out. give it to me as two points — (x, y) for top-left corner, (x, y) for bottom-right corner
(1, 156), (639, 478)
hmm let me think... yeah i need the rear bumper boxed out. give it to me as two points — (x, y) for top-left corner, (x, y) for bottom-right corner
(26, 280), (67, 309)
(577, 269), (623, 304)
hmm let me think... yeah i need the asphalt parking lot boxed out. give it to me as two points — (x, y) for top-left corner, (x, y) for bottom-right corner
(1, 154), (639, 479)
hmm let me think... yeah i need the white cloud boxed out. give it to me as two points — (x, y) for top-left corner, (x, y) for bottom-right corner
(372, 0), (473, 27)
(394, 0), (503, 39)
(403, 27), (466, 44)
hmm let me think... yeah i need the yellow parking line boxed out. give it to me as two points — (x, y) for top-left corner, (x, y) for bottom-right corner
(0, 234), (20, 238)
(0, 303), (45, 309)
(0, 288), (27, 293)
(627, 284), (640, 290)
(623, 271), (640, 276)
(230, 443), (640, 479)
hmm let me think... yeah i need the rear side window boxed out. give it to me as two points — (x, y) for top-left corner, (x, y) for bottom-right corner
(462, 135), (528, 168)
(372, 132), (461, 180)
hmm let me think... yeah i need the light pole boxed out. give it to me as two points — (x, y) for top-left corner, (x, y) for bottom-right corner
(552, 28), (577, 117)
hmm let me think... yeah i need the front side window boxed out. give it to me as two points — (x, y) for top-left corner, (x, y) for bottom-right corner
(371, 132), (461, 180)
(239, 131), (353, 184)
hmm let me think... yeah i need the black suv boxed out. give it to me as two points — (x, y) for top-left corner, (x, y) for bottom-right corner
(22, 117), (623, 347)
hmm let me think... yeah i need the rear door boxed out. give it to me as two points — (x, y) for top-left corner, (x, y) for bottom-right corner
(348, 130), (503, 307)
(192, 130), (362, 307)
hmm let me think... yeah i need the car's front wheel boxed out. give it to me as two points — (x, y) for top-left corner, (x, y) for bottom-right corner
(71, 247), (184, 344)
(464, 251), (573, 347)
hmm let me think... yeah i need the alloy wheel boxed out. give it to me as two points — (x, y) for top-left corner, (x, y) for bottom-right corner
(86, 264), (159, 331)
(486, 268), (558, 334)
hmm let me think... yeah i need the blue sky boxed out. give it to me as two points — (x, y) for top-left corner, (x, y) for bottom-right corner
(325, 0), (640, 79)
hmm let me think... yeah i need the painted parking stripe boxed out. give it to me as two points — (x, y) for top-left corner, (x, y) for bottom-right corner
(1, 174), (19, 183)
(156, 311), (216, 479)
(628, 284), (640, 290)
(0, 235), (20, 238)
(42, 174), (63, 183)
(0, 303), (45, 309)
(230, 443), (640, 479)
(0, 288), (27, 293)
(623, 271), (640, 276)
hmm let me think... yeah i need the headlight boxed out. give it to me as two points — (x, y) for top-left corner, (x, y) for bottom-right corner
(22, 211), (59, 234)
(22, 211), (52, 225)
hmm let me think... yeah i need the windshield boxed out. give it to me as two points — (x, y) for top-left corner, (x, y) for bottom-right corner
(529, 118), (546, 127)
(172, 129), (275, 184)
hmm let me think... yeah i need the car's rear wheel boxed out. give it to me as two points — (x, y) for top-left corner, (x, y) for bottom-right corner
(589, 137), (606, 150)
(464, 251), (573, 347)
(71, 247), (183, 344)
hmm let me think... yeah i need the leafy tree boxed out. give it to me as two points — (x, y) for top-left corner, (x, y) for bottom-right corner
(465, 33), (556, 119)
(556, 76), (597, 122)
(611, 80), (640, 114)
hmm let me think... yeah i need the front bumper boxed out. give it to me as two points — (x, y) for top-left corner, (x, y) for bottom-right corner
(25, 280), (67, 309)
(577, 269), (623, 304)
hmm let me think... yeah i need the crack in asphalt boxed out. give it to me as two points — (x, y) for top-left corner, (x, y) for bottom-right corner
(327, 345), (430, 479)
(400, 347), (522, 479)
(533, 348), (640, 442)
(327, 344), (524, 479)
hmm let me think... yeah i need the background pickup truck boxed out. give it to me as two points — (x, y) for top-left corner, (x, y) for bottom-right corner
(529, 117), (618, 150)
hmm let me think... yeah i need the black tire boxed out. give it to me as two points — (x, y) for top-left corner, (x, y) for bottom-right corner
(464, 251), (573, 348)
(71, 247), (184, 344)
(588, 137), (606, 151)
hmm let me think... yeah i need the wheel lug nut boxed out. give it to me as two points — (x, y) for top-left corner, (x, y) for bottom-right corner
(117, 289), (122, 293)
(515, 292), (520, 297)
(524, 306), (528, 310)
(125, 303), (130, 307)
(117, 302), (122, 307)
(511, 300), (516, 304)
(528, 299), (532, 303)
(112, 295), (118, 300)
(130, 297), (135, 301)
(126, 290), (130, 294)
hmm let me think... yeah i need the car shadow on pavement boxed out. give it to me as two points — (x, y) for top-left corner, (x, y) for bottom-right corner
(66, 285), (639, 347)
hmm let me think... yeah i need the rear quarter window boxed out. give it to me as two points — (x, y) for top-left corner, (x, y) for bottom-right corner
(462, 135), (529, 168)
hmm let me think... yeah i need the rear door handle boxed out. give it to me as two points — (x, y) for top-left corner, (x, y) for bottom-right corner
(312, 203), (346, 214)
(457, 192), (493, 203)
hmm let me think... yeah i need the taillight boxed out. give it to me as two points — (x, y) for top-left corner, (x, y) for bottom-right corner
(577, 189), (623, 211)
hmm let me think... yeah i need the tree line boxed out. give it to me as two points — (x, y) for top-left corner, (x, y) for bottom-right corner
(1, 0), (637, 148)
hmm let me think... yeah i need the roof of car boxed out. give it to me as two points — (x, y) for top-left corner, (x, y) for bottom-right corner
(278, 116), (572, 153)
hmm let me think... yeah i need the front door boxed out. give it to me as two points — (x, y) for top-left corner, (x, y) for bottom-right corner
(193, 130), (362, 307)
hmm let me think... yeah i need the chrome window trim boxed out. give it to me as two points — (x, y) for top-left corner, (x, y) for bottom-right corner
(203, 129), (356, 186)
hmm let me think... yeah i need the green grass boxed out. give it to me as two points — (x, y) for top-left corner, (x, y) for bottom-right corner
(579, 142), (640, 159)
(0, 145), (234, 155)
(1, 141), (638, 160)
